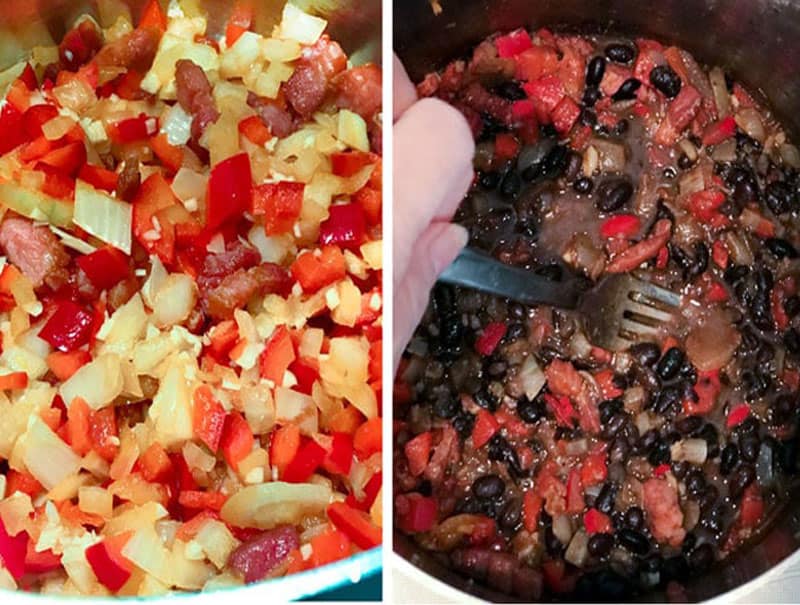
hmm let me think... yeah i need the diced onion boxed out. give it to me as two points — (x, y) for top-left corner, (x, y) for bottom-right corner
(518, 355), (546, 399)
(161, 104), (193, 146)
(220, 31), (263, 79)
(151, 273), (197, 328)
(194, 520), (239, 569)
(22, 417), (82, 490)
(0, 182), (73, 227)
(552, 514), (574, 545)
(74, 180), (133, 254)
(337, 110), (369, 153)
(564, 530), (589, 567)
(41, 115), (77, 141)
(78, 486), (113, 518)
(709, 67), (730, 117)
(670, 438), (708, 465)
(171, 166), (207, 204)
(60, 353), (123, 410)
(278, 4), (327, 45)
(148, 359), (193, 446)
(735, 108), (766, 143)
(220, 481), (331, 529)
(274, 387), (318, 434)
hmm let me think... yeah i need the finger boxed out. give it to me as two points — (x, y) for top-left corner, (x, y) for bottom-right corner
(393, 98), (474, 284)
(393, 222), (468, 372)
(393, 55), (418, 121)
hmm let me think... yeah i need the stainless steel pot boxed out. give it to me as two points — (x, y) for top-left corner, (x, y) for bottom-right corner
(394, 0), (800, 601)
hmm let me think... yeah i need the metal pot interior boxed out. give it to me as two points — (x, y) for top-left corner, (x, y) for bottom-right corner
(394, 0), (800, 601)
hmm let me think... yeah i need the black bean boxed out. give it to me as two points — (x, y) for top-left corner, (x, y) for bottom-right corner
(500, 170), (522, 197)
(686, 471), (706, 497)
(455, 495), (481, 514)
(648, 440), (671, 466)
(655, 387), (682, 416)
(474, 389), (498, 411)
(671, 460), (690, 479)
(784, 328), (800, 355)
(766, 237), (799, 259)
(681, 532), (697, 555)
(487, 360), (508, 378)
(499, 497), (522, 530)
(596, 178), (634, 212)
(602, 412), (628, 440)
(786, 295), (800, 319)
(582, 86), (601, 108)
(699, 484), (719, 512)
(765, 181), (795, 215)
(618, 528), (650, 555)
(630, 342), (661, 367)
(479, 171), (500, 189)
(729, 464), (755, 498)
(596, 482), (618, 515)
(433, 397), (460, 419)
(453, 411), (476, 440)
(720, 444), (739, 475)
(534, 263), (564, 281)
(542, 145), (568, 178)
(609, 437), (630, 463)
(739, 434), (760, 462)
(544, 526), (563, 555)
(488, 434), (523, 477)
(605, 43), (636, 64)
(771, 393), (797, 425)
(649, 65), (682, 98)
(691, 241), (709, 277)
(612, 78), (641, 101)
(599, 399), (624, 424)
(574, 176), (594, 194)
(494, 80), (527, 101)
(505, 322), (527, 341)
(676, 415), (703, 435)
(678, 153), (694, 169)
(699, 423), (721, 459)
(586, 56), (607, 88)
(580, 107), (598, 127)
(662, 556), (690, 582)
(638, 429), (660, 453)
(588, 533), (615, 558)
(724, 264), (750, 284)
(656, 347), (685, 381)
(625, 506), (645, 530)
(689, 543), (714, 572)
(517, 395), (545, 424)
(472, 475), (505, 500)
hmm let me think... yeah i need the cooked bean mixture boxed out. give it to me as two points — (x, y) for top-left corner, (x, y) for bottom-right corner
(394, 28), (800, 601)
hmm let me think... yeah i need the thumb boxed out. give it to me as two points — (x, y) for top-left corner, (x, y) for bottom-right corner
(393, 221), (469, 372)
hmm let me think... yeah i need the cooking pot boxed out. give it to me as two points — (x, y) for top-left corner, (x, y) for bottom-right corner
(394, 0), (800, 601)
(0, 0), (381, 601)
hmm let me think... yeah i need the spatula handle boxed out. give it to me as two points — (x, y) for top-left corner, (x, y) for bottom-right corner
(438, 248), (580, 309)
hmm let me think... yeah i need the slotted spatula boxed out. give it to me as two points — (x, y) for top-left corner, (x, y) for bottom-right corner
(438, 248), (683, 351)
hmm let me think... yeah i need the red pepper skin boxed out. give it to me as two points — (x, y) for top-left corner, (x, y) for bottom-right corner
(327, 501), (381, 549)
(0, 519), (27, 580)
(23, 104), (59, 140)
(727, 403), (751, 428)
(319, 204), (367, 250)
(565, 468), (584, 514)
(404, 431), (432, 477)
(740, 483), (764, 528)
(346, 471), (382, 511)
(219, 411), (254, 470)
(396, 493), (437, 533)
(207, 152), (252, 232)
(584, 508), (612, 534)
(475, 322), (507, 356)
(551, 96), (581, 134)
(322, 432), (354, 476)
(522, 490), (543, 532)
(702, 116), (737, 146)
(38, 301), (94, 352)
(282, 439), (327, 483)
(330, 151), (378, 177)
(0, 104), (27, 156)
(259, 325), (296, 385)
(76, 247), (130, 291)
(494, 133), (519, 161)
(288, 357), (319, 395)
(495, 29), (533, 58)
(192, 385), (227, 453)
(85, 537), (132, 592)
(544, 393), (577, 428)
(290, 246), (347, 293)
(251, 181), (304, 235)
(24, 540), (61, 574)
(109, 113), (158, 144)
(472, 409), (500, 448)
(79, 164), (119, 192)
(601, 214), (641, 239)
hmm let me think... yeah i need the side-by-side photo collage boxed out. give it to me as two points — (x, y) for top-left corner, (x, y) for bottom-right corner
(0, 0), (798, 603)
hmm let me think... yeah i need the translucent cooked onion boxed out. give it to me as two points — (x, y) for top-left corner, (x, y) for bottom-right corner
(278, 3), (327, 45)
(708, 67), (730, 117)
(220, 481), (331, 530)
(0, 182), (73, 227)
(151, 273), (197, 328)
(685, 310), (740, 372)
(161, 104), (193, 146)
(735, 108), (766, 143)
(74, 180), (133, 254)
(22, 417), (81, 490)
(564, 530), (589, 567)
(670, 438), (708, 465)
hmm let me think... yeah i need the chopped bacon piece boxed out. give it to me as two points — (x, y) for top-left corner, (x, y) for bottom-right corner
(643, 477), (685, 547)
(0, 217), (69, 289)
(203, 263), (292, 320)
(94, 27), (159, 73)
(175, 59), (220, 139)
(247, 92), (295, 138)
(284, 35), (347, 116)
(334, 64), (382, 120)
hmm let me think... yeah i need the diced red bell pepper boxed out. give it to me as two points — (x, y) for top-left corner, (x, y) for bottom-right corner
(684, 369), (721, 416)
(0, 519), (29, 580)
(544, 393), (577, 428)
(601, 214), (641, 239)
(149, 133), (183, 173)
(688, 189), (726, 222)
(6, 469), (43, 499)
(551, 96), (581, 134)
(76, 247), (130, 291)
(207, 320), (239, 360)
(178, 490), (228, 511)
(259, 325), (296, 385)
(472, 409), (500, 448)
(251, 181), (304, 235)
(322, 432), (354, 476)
(353, 186), (381, 226)
(495, 29), (533, 58)
(726, 403), (751, 429)
(494, 133), (520, 161)
(712, 239), (729, 269)
(85, 533), (133, 592)
(225, 0), (254, 46)
(565, 468), (584, 514)
(288, 357), (319, 395)
(23, 104), (59, 140)
(133, 173), (180, 264)
(238, 114), (272, 146)
(740, 483), (764, 528)
(0, 103), (27, 156)
(404, 431), (432, 477)
(331, 151), (378, 177)
(290, 245), (347, 293)
(78, 164), (118, 192)
(282, 438), (327, 483)
(0, 372), (28, 391)
(522, 490), (543, 532)
(38, 141), (86, 177)
(327, 502), (381, 549)
(353, 417), (382, 460)
(475, 322), (507, 356)
(220, 411), (254, 471)
(705, 280), (729, 303)
(511, 99), (536, 121)
(346, 471), (382, 511)
(108, 113), (158, 144)
(193, 385), (227, 453)
(38, 301), (94, 352)
(654, 463), (671, 477)
(396, 493), (437, 533)
(206, 152), (252, 232)
(24, 540), (61, 574)
(66, 397), (92, 456)
(523, 75), (566, 123)
(139, 0), (167, 31)
(514, 46), (560, 82)
(90, 407), (119, 462)
(270, 424), (301, 477)
(319, 204), (367, 250)
(580, 452), (608, 487)
(702, 115), (737, 147)
(584, 508), (612, 534)
(139, 442), (173, 482)
(18, 64), (37, 91)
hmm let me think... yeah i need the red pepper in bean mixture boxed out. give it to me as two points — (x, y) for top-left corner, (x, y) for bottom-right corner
(395, 28), (800, 601)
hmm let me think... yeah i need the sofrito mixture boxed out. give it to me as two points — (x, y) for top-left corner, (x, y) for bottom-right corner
(0, 0), (382, 596)
(394, 28), (800, 601)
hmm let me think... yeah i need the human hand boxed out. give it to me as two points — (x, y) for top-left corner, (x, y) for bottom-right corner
(393, 56), (475, 372)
